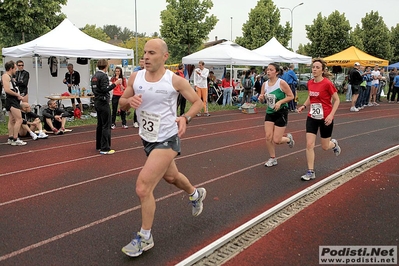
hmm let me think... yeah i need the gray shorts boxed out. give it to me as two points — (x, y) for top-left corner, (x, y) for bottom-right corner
(142, 134), (181, 157)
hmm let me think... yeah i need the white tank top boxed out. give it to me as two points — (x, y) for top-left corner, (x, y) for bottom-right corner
(134, 69), (179, 142)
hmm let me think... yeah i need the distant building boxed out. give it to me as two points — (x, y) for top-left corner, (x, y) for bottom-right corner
(204, 36), (227, 48)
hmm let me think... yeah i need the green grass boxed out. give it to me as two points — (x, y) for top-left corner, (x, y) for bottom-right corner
(0, 91), (347, 136)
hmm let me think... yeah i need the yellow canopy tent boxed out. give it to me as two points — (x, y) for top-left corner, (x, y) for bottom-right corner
(324, 46), (388, 67)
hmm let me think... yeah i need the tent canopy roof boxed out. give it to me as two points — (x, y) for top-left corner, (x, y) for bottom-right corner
(2, 19), (134, 59)
(252, 37), (312, 64)
(182, 41), (273, 66)
(324, 46), (388, 67)
(388, 61), (399, 70)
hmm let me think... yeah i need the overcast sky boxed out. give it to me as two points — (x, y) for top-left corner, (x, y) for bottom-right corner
(62, 0), (398, 51)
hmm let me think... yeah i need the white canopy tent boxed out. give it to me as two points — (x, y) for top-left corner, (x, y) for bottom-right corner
(252, 37), (312, 64)
(182, 41), (273, 66)
(2, 19), (134, 106)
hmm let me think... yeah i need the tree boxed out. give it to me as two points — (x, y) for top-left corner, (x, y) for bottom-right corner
(80, 25), (110, 43)
(103, 25), (122, 40)
(235, 0), (291, 50)
(0, 0), (66, 47)
(390, 24), (399, 63)
(119, 27), (134, 42)
(160, 0), (218, 63)
(360, 11), (392, 61)
(121, 37), (152, 63)
(305, 11), (351, 58)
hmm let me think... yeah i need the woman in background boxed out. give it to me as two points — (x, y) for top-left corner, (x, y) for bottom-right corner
(221, 72), (235, 106)
(110, 66), (128, 129)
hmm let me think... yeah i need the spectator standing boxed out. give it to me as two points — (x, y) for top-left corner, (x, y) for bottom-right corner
(19, 102), (48, 140)
(258, 63), (295, 167)
(42, 99), (69, 135)
(132, 57), (145, 128)
(355, 65), (367, 109)
(376, 68), (387, 102)
(221, 72), (235, 106)
(194, 60), (210, 116)
(370, 65), (380, 106)
(110, 66), (128, 129)
(63, 63), (82, 111)
(241, 70), (254, 105)
(15, 60), (29, 103)
(297, 58), (341, 181)
(388, 68), (397, 101)
(3, 60), (26, 146)
(284, 64), (298, 112)
(91, 59), (120, 155)
(363, 66), (372, 107)
(254, 75), (262, 95)
(390, 72), (399, 103)
(348, 62), (363, 112)
(119, 39), (205, 257)
(175, 63), (187, 116)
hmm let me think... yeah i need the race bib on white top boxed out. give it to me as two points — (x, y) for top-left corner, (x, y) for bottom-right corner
(265, 93), (276, 109)
(310, 103), (324, 120)
(140, 110), (161, 142)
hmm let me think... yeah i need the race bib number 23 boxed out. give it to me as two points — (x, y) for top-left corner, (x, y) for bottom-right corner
(140, 111), (161, 142)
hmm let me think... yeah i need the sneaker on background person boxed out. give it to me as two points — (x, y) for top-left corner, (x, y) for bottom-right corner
(29, 131), (38, 140)
(100, 149), (115, 155)
(111, 124), (116, 130)
(133, 122), (139, 128)
(122, 124), (128, 129)
(11, 138), (27, 146)
(350, 106), (359, 112)
(37, 132), (48, 139)
(265, 158), (277, 167)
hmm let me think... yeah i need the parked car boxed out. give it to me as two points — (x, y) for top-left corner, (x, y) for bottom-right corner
(297, 73), (312, 90)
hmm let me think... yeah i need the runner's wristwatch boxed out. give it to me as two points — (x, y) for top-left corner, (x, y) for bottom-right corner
(181, 115), (191, 124)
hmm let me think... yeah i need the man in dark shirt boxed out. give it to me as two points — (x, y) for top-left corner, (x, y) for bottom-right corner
(15, 60), (29, 103)
(42, 99), (69, 135)
(63, 63), (82, 111)
(348, 62), (363, 112)
(19, 102), (48, 140)
(91, 59), (120, 155)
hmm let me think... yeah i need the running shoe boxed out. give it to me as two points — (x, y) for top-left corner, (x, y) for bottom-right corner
(205, 113), (211, 117)
(111, 124), (116, 130)
(331, 139), (341, 156)
(190, 187), (207, 217)
(122, 232), (154, 257)
(100, 149), (115, 155)
(350, 107), (359, 112)
(11, 138), (27, 146)
(7, 138), (12, 145)
(60, 127), (65, 133)
(264, 158), (277, 167)
(301, 170), (316, 181)
(196, 113), (201, 117)
(287, 133), (295, 148)
(122, 125), (129, 129)
(30, 132), (38, 140)
(38, 132), (49, 139)
(133, 122), (139, 128)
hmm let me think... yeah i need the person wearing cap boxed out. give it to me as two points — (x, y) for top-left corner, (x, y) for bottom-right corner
(348, 62), (363, 112)
(369, 65), (381, 106)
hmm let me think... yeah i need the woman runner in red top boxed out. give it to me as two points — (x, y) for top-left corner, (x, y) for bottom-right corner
(297, 58), (341, 181)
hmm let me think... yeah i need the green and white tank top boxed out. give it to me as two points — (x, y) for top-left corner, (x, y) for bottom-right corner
(264, 78), (288, 114)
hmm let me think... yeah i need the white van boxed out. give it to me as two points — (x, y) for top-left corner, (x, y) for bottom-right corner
(226, 67), (249, 83)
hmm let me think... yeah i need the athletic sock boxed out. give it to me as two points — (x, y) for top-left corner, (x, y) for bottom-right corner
(140, 228), (151, 240)
(189, 189), (199, 201)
